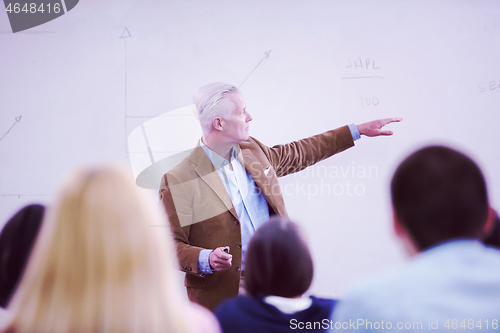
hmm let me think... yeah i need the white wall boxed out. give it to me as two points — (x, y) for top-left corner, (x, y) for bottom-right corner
(1, 0), (499, 299)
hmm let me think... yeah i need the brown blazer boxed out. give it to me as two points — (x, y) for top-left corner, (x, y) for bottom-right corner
(159, 125), (354, 311)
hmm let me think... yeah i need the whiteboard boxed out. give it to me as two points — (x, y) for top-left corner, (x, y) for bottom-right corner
(1, 0), (499, 299)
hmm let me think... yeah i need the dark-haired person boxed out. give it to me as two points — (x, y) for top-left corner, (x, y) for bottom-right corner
(0, 204), (45, 308)
(215, 217), (336, 333)
(331, 146), (500, 332)
(0, 204), (44, 325)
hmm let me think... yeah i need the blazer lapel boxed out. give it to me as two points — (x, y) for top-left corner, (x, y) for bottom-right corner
(191, 146), (239, 220)
(238, 148), (279, 215)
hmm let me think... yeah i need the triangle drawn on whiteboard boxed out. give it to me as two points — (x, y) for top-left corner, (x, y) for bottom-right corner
(120, 27), (132, 39)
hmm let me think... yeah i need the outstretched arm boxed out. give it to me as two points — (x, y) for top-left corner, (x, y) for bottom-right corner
(356, 118), (402, 137)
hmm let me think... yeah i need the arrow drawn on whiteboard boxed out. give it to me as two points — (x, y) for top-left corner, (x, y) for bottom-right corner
(240, 50), (272, 87)
(120, 27), (132, 154)
(0, 115), (22, 142)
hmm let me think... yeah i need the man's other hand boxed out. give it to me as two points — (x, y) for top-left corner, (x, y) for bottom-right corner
(357, 118), (402, 137)
(209, 247), (232, 271)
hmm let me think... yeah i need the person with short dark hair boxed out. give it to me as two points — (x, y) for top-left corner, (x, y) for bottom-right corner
(391, 146), (490, 251)
(0, 204), (45, 309)
(331, 146), (500, 332)
(215, 217), (336, 333)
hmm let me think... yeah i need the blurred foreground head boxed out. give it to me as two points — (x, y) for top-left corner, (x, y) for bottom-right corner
(245, 216), (313, 298)
(0, 204), (44, 308)
(391, 146), (490, 252)
(3, 165), (190, 333)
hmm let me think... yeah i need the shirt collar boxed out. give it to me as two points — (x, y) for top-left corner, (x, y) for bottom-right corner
(263, 295), (313, 314)
(199, 138), (240, 170)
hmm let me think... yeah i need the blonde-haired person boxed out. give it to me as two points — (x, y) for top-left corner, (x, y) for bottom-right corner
(1, 165), (221, 333)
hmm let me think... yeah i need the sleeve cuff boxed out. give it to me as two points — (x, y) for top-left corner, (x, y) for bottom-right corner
(348, 123), (361, 141)
(198, 249), (214, 274)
